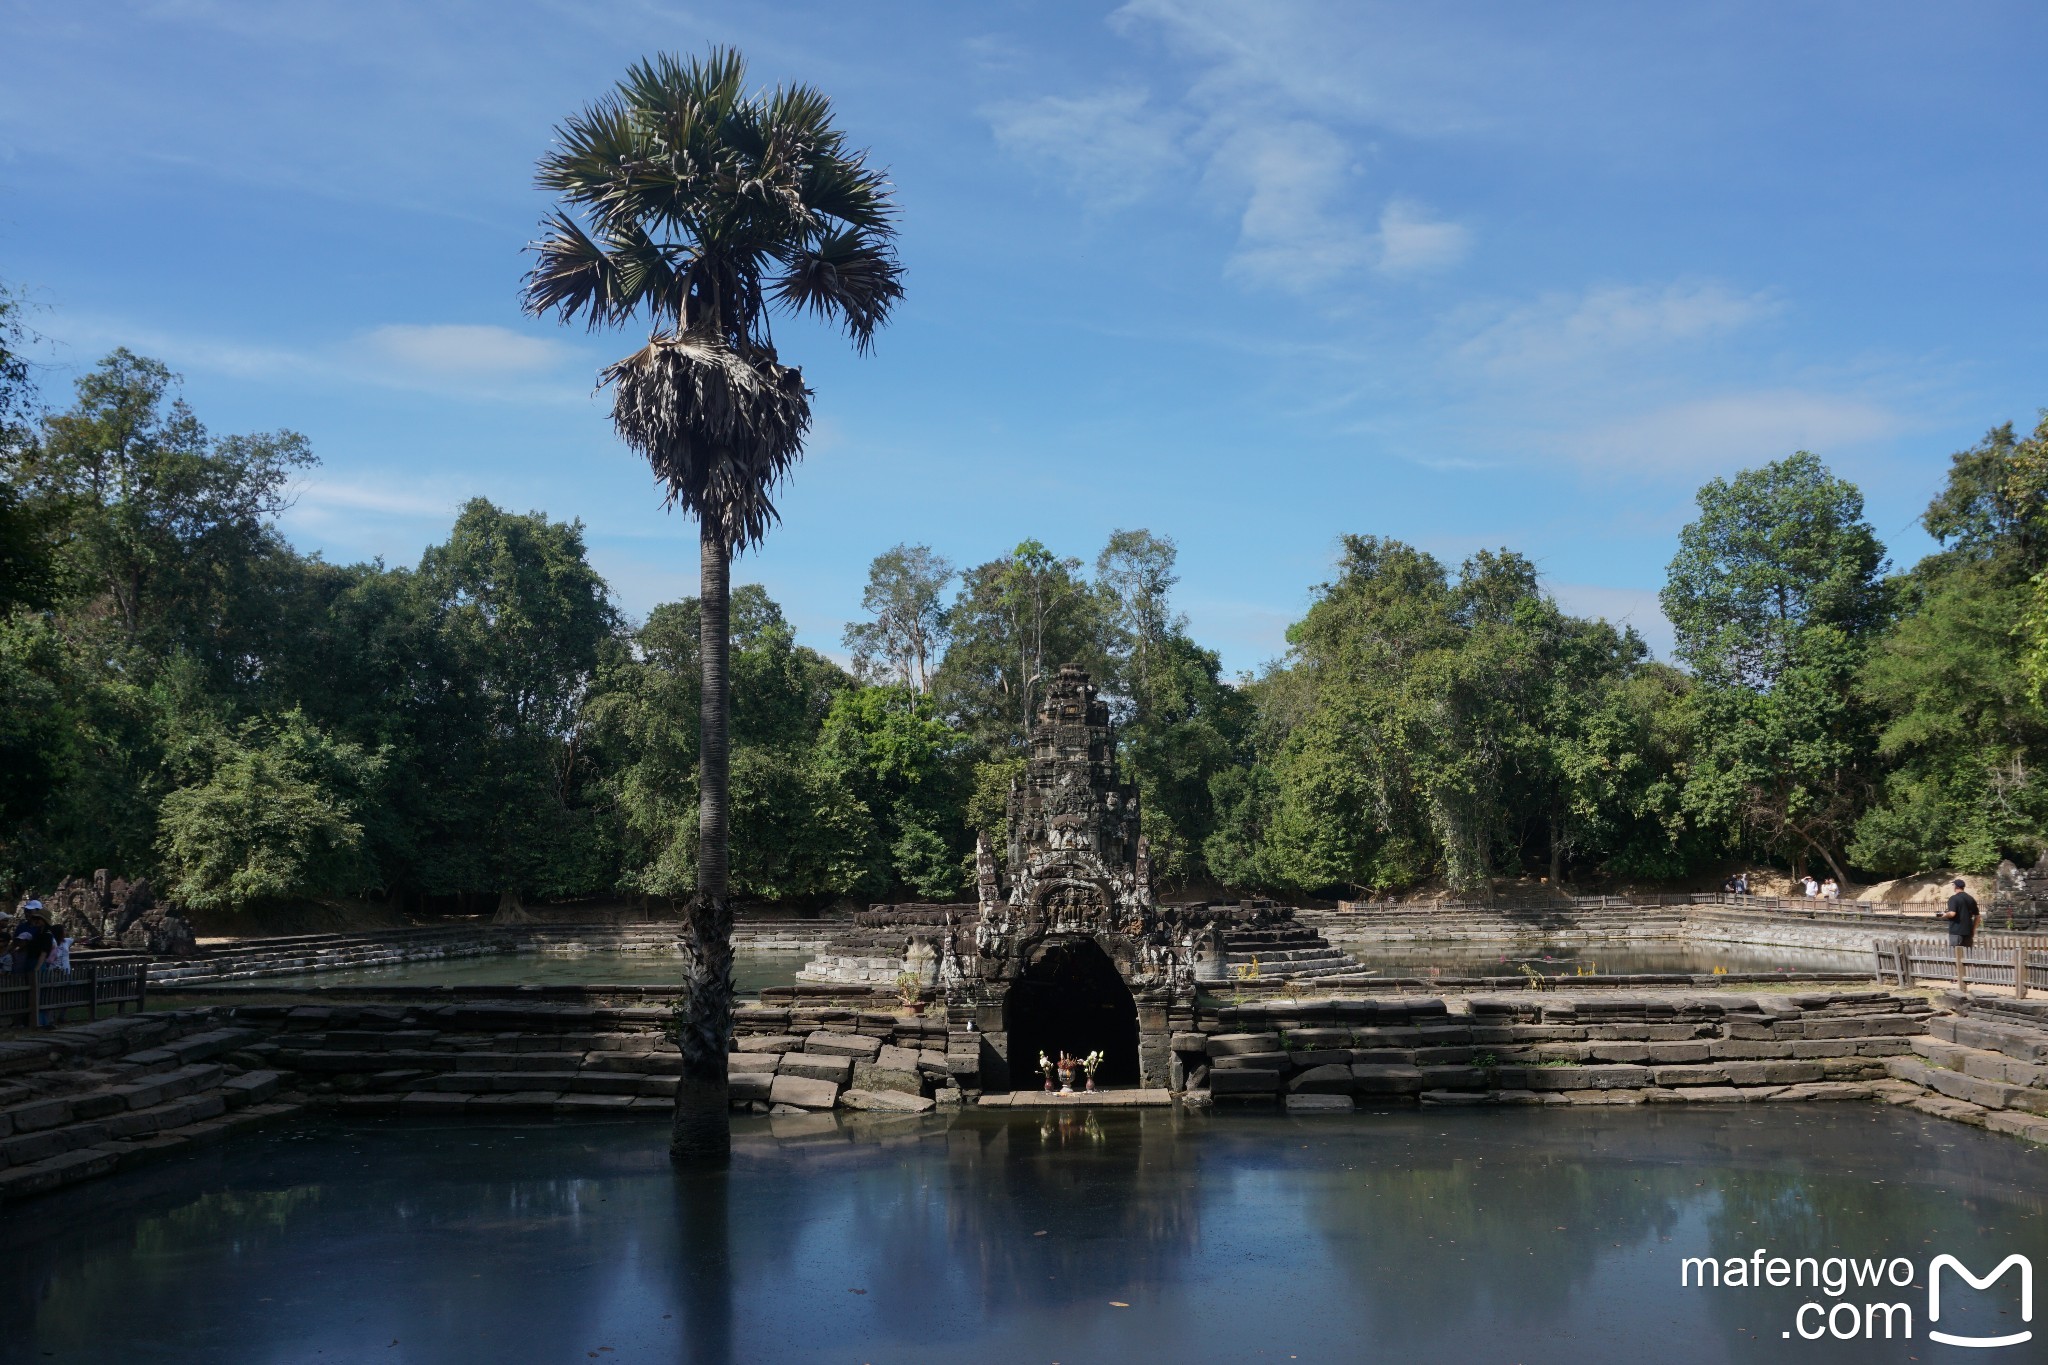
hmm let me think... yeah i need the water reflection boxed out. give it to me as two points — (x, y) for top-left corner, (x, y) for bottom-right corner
(3, 1106), (2045, 1363)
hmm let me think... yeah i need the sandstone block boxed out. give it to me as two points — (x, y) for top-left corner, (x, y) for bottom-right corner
(874, 1045), (921, 1072)
(1768, 1082), (1873, 1102)
(769, 1074), (842, 1110)
(1207, 1068), (1281, 1094)
(1287, 1064), (1355, 1094)
(780, 1056), (854, 1085)
(851, 1064), (924, 1097)
(728, 1073), (774, 1102)
(728, 1053), (780, 1074)
(838, 1088), (935, 1114)
(734, 1034), (803, 1054)
(803, 1032), (881, 1060)
(1985, 1110), (2048, 1144)
(1350, 1064), (1424, 1095)
(1206, 1033), (1282, 1057)
(1419, 1065), (1486, 1091)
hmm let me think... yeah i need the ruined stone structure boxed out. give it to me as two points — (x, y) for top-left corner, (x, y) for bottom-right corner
(953, 665), (1191, 1088)
(797, 666), (1356, 1091)
(22, 872), (195, 956)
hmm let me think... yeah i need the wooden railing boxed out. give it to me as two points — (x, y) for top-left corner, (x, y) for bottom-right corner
(1, 963), (150, 1027)
(1873, 936), (2048, 995)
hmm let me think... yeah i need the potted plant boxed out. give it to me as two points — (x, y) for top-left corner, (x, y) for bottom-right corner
(894, 971), (924, 1014)
(1081, 1050), (1104, 1092)
(1038, 1051), (1057, 1093)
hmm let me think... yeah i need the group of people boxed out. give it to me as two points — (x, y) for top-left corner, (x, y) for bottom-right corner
(3, 899), (74, 1028)
(1721, 871), (1846, 899)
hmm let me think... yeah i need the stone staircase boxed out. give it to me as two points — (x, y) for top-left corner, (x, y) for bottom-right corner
(1883, 994), (2048, 1143)
(227, 998), (963, 1120)
(1220, 923), (1361, 980)
(1174, 989), (1936, 1114)
(0, 1012), (299, 1204)
(1298, 899), (1691, 944)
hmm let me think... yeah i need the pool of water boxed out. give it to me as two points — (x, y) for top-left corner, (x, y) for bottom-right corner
(3, 1105), (2041, 1363)
(253, 947), (812, 994)
(1327, 941), (1870, 978)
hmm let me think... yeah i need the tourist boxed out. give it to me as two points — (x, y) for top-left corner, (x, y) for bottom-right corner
(12, 910), (55, 1028)
(1733, 872), (1749, 895)
(1820, 877), (1840, 901)
(1802, 875), (1819, 898)
(1939, 878), (1980, 995)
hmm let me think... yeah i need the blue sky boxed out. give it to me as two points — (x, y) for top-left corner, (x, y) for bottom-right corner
(4, 1), (2046, 672)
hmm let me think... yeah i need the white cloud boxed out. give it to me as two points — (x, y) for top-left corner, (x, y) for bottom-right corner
(287, 475), (457, 521)
(1212, 120), (1376, 290)
(358, 324), (570, 377)
(1457, 281), (1777, 374)
(986, 87), (1187, 210)
(1375, 198), (1470, 276)
(1573, 389), (1900, 473)
(47, 315), (591, 403)
(990, 5), (1481, 292)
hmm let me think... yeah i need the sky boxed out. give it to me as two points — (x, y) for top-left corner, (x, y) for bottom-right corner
(4, 0), (2047, 672)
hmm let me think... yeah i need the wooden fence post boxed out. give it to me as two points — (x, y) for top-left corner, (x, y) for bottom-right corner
(2017, 944), (2030, 1001)
(1898, 938), (1915, 989)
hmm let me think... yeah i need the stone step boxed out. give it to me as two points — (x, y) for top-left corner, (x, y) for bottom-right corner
(1927, 1012), (2048, 1064)
(315, 1091), (670, 1118)
(1892, 1038), (2048, 1116)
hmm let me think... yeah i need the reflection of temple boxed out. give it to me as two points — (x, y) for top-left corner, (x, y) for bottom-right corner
(799, 665), (1337, 1092)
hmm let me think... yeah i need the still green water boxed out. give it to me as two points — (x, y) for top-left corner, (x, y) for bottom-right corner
(2, 1105), (2041, 1363)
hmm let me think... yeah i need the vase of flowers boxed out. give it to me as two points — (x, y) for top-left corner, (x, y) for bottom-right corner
(1038, 1051), (1056, 1092)
(1056, 1052), (1077, 1094)
(1081, 1050), (1104, 1092)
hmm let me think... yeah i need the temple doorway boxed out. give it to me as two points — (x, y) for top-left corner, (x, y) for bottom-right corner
(1003, 937), (1140, 1089)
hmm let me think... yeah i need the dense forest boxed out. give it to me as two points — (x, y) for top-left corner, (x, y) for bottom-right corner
(4, 295), (2046, 910)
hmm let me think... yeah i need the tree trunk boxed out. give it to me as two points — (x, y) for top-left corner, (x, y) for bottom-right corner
(672, 522), (734, 1166)
(491, 888), (529, 924)
(1548, 792), (1564, 887)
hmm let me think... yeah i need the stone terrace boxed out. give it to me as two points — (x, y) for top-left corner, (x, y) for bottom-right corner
(1170, 989), (1944, 1114)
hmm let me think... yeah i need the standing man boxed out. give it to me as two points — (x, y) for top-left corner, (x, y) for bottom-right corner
(1939, 878), (1980, 995)
(11, 906), (54, 1027)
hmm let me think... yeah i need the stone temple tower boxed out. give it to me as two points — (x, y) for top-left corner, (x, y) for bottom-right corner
(961, 665), (1191, 1087)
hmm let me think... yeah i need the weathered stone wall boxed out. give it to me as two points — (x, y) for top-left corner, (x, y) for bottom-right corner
(1167, 990), (1939, 1115)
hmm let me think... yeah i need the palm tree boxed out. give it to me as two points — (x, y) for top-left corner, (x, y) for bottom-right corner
(522, 49), (903, 1165)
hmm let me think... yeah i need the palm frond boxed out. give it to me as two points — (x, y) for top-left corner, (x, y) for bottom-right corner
(522, 211), (631, 329)
(604, 337), (813, 550)
(772, 227), (905, 351)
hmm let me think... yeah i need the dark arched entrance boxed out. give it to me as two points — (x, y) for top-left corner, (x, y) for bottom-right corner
(1003, 937), (1140, 1089)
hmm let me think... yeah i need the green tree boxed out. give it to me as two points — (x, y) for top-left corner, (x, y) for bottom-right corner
(155, 709), (384, 910)
(19, 350), (312, 672)
(817, 684), (970, 898)
(407, 499), (618, 914)
(843, 543), (954, 692)
(594, 585), (866, 901)
(1853, 419), (2048, 873)
(938, 541), (1110, 751)
(523, 48), (904, 1165)
(1662, 452), (1890, 882)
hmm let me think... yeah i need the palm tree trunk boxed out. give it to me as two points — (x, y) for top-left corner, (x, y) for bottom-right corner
(672, 520), (734, 1166)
